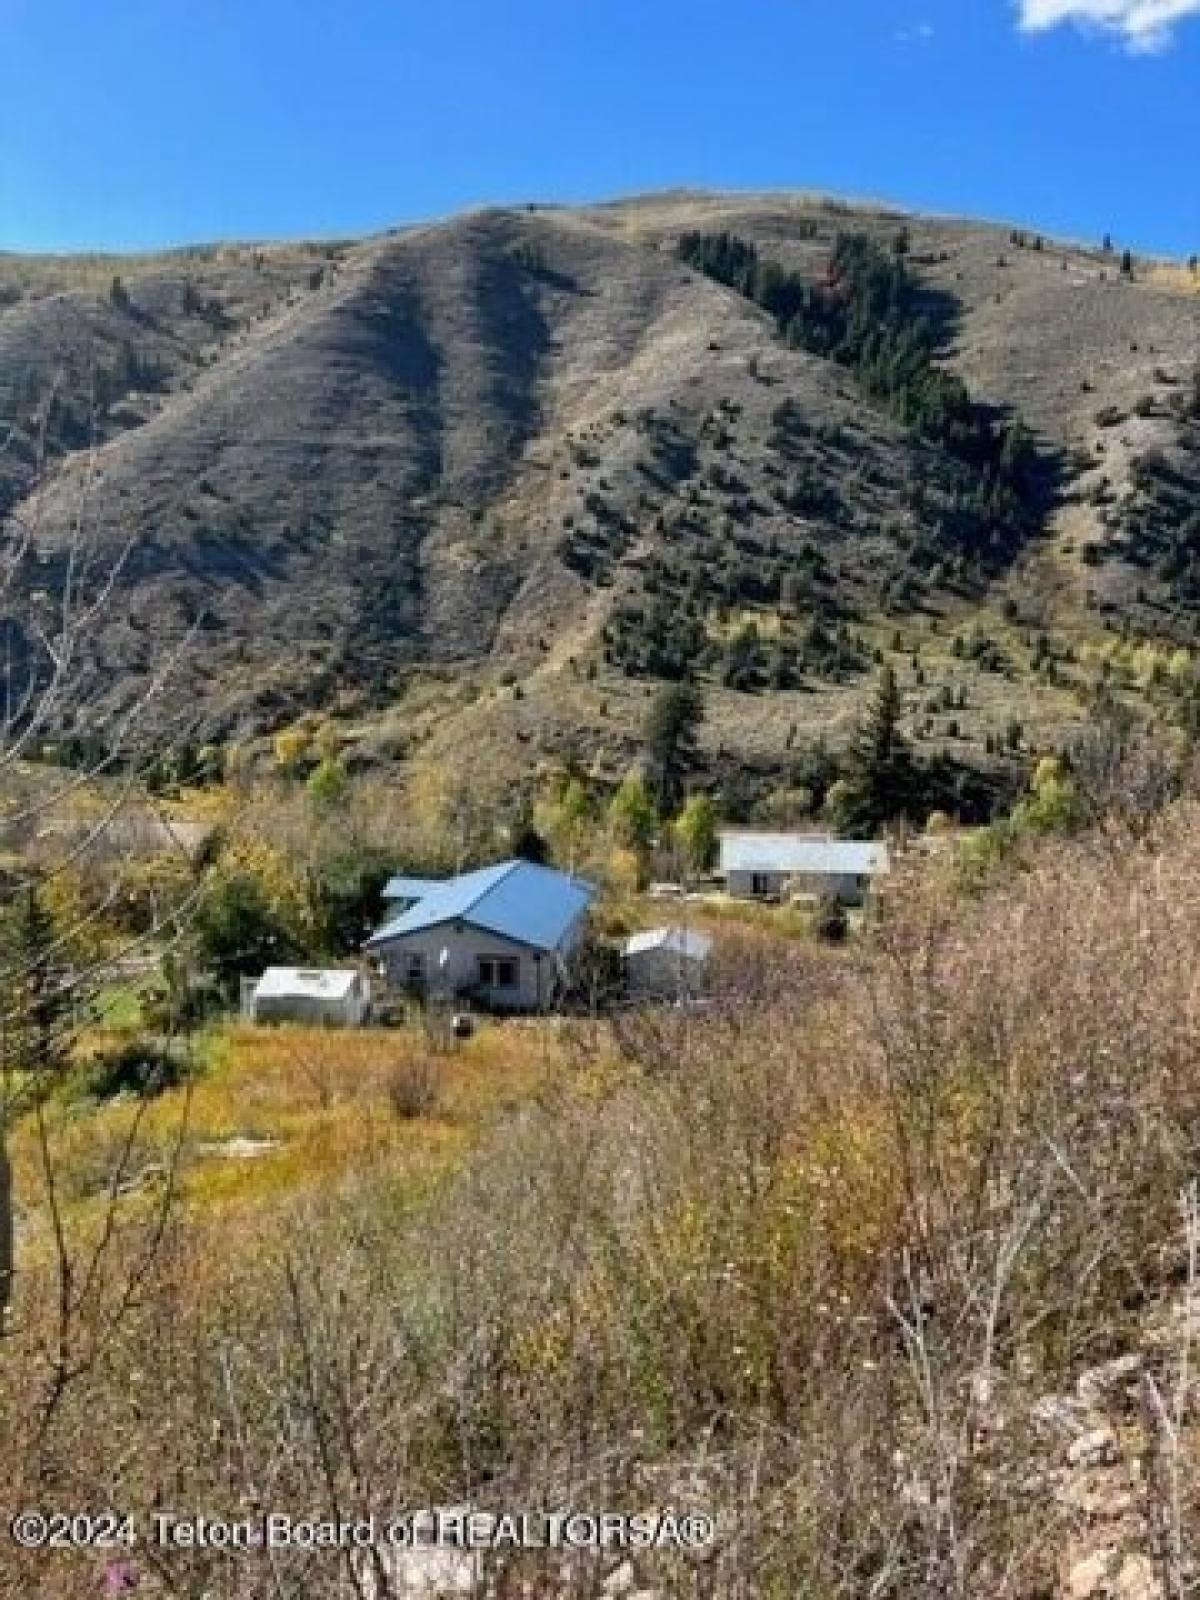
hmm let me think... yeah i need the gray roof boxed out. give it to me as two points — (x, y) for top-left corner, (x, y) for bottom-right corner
(720, 832), (890, 877)
(366, 860), (596, 955)
(623, 926), (713, 962)
(254, 967), (361, 1001)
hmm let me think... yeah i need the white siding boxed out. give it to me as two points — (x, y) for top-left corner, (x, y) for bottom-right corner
(373, 923), (569, 1012)
(251, 978), (369, 1027)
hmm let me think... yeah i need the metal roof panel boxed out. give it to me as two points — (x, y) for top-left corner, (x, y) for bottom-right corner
(366, 860), (596, 953)
(382, 875), (444, 903)
(623, 926), (713, 961)
(254, 967), (361, 1000)
(719, 832), (890, 876)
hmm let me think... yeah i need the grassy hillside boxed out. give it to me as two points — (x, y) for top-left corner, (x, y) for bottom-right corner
(2, 192), (1198, 796)
(5, 788), (1200, 1597)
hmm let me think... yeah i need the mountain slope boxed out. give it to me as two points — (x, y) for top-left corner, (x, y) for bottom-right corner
(2, 193), (1197, 788)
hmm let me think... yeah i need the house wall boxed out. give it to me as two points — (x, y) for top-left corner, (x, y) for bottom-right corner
(373, 923), (566, 1012)
(626, 948), (707, 1000)
(727, 869), (871, 905)
(726, 868), (788, 900)
(251, 981), (368, 1028)
(793, 872), (869, 905)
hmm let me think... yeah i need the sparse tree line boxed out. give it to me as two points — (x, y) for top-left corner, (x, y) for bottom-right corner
(677, 227), (1051, 568)
(567, 397), (993, 690)
(564, 229), (1067, 700)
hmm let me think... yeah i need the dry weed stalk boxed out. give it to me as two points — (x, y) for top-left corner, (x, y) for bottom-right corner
(0, 386), (205, 1541)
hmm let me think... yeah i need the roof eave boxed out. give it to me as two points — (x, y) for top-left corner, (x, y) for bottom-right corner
(365, 913), (568, 956)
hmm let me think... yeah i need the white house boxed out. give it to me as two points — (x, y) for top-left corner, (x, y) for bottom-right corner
(719, 831), (890, 905)
(623, 926), (713, 1000)
(249, 967), (371, 1027)
(365, 860), (597, 1013)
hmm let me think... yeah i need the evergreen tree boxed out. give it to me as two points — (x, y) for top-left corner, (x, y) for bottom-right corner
(836, 666), (914, 830)
(852, 663), (903, 777)
(504, 794), (549, 865)
(644, 682), (703, 814)
(4, 887), (72, 1079)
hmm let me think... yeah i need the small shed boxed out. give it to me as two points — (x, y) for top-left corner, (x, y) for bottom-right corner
(249, 967), (370, 1027)
(623, 926), (713, 1000)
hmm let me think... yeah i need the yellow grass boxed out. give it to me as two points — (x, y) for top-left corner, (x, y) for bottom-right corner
(12, 1019), (560, 1236)
(674, 893), (816, 940)
(1148, 265), (1200, 296)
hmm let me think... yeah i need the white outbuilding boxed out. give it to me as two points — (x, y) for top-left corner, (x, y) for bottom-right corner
(719, 831), (890, 905)
(622, 926), (713, 1000)
(248, 967), (371, 1027)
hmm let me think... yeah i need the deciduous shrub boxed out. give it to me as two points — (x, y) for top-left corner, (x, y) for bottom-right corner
(386, 1055), (442, 1120)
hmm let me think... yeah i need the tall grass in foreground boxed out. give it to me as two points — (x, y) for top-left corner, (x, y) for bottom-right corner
(5, 808), (1200, 1596)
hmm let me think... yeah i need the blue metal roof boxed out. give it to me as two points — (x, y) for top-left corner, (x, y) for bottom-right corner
(366, 860), (597, 954)
(382, 875), (444, 903)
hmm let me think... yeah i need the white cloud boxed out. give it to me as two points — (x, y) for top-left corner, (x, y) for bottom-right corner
(896, 19), (936, 41)
(1019, 0), (1200, 50)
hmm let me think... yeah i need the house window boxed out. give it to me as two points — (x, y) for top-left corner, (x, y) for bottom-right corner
(402, 953), (426, 985)
(751, 873), (772, 898)
(477, 955), (519, 990)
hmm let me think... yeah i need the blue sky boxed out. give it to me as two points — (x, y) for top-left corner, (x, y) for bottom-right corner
(0, 0), (1197, 257)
